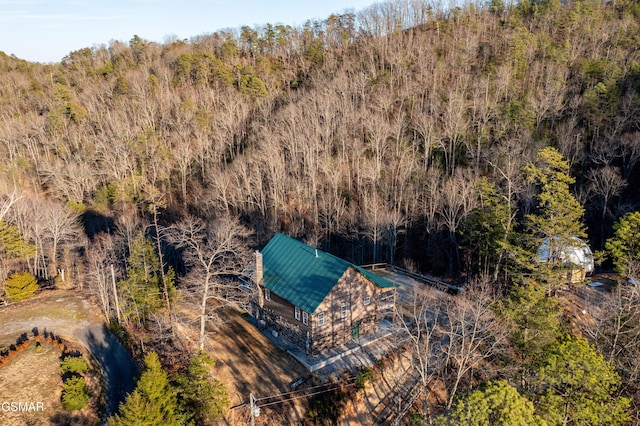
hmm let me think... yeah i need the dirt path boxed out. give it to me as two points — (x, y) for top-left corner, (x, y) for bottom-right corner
(0, 290), (137, 421)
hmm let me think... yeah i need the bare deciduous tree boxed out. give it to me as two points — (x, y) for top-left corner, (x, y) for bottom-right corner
(555, 111), (586, 169)
(168, 215), (252, 350)
(437, 85), (469, 176)
(440, 279), (508, 411)
(8, 196), (81, 281)
(419, 169), (442, 235)
(396, 286), (446, 421)
(39, 155), (99, 203)
(587, 166), (627, 249)
(620, 132), (640, 180)
(0, 187), (22, 222)
(86, 233), (121, 321)
(437, 170), (477, 275)
(41, 199), (83, 281)
(587, 285), (640, 406)
(362, 187), (385, 264)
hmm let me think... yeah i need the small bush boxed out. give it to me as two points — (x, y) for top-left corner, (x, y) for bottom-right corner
(60, 356), (89, 375)
(307, 387), (346, 423)
(5, 271), (38, 301)
(16, 336), (30, 351)
(355, 366), (373, 390)
(61, 376), (90, 411)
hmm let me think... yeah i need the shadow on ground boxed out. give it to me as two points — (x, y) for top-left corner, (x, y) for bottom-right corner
(75, 324), (138, 421)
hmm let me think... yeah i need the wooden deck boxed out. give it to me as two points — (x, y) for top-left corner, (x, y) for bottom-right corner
(360, 263), (463, 295)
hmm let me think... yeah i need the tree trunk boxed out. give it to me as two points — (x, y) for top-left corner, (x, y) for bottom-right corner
(152, 204), (173, 331)
(199, 276), (210, 351)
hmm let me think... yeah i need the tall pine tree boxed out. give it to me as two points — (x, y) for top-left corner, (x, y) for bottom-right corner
(531, 336), (630, 426)
(108, 352), (182, 426)
(498, 283), (562, 367)
(119, 232), (175, 324)
(460, 177), (515, 280)
(605, 211), (640, 280)
(0, 220), (35, 299)
(523, 147), (587, 293)
(175, 351), (230, 424)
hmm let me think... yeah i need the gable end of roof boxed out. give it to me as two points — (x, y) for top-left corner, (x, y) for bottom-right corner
(260, 233), (396, 313)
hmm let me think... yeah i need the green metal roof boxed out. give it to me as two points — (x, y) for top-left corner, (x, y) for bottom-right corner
(261, 233), (396, 314)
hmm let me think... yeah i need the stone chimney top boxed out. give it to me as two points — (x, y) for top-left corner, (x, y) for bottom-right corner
(254, 250), (263, 285)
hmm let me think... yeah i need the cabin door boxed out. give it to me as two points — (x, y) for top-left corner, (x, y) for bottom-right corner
(352, 322), (360, 340)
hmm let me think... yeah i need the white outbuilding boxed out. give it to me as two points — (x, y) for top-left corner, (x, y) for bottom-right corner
(537, 237), (594, 283)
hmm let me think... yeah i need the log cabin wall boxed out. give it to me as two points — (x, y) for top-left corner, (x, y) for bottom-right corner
(311, 267), (383, 354)
(260, 289), (311, 350)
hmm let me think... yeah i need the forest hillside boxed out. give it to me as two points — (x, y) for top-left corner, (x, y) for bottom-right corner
(0, 0), (638, 274)
(1, 0), (640, 424)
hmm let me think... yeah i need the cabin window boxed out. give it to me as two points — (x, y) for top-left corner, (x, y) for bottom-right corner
(302, 311), (308, 325)
(341, 304), (348, 319)
(265, 288), (271, 301)
(295, 306), (301, 320)
(317, 312), (325, 326)
(363, 296), (371, 306)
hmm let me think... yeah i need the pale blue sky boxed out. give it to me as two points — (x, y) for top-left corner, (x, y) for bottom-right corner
(0, 0), (377, 63)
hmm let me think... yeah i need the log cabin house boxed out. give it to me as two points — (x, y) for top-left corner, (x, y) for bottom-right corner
(252, 233), (397, 355)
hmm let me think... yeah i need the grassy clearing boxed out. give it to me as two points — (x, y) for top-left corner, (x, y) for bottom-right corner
(0, 339), (101, 426)
(0, 343), (63, 426)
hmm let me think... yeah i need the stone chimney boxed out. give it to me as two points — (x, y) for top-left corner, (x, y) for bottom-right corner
(254, 250), (264, 308)
(254, 250), (263, 285)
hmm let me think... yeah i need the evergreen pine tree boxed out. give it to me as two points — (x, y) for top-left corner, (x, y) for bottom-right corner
(120, 233), (175, 323)
(532, 336), (630, 426)
(109, 352), (182, 426)
(61, 376), (90, 411)
(437, 380), (546, 426)
(175, 351), (230, 424)
(5, 271), (38, 301)
(498, 283), (562, 366)
(605, 211), (640, 280)
(523, 147), (587, 293)
(0, 220), (35, 260)
(0, 220), (35, 299)
(460, 177), (514, 280)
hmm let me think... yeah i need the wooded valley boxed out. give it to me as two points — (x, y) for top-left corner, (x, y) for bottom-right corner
(1, 0), (640, 423)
